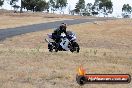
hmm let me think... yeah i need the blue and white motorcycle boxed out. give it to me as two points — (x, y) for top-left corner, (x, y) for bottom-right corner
(45, 31), (80, 53)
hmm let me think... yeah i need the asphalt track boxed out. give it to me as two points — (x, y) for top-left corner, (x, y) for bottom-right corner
(0, 18), (114, 40)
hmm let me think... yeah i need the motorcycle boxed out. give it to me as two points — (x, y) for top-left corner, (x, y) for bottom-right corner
(45, 31), (80, 53)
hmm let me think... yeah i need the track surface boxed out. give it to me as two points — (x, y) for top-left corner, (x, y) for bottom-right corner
(0, 18), (114, 40)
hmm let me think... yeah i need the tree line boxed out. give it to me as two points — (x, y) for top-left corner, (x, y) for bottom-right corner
(0, 0), (132, 17)
(74, 0), (113, 17)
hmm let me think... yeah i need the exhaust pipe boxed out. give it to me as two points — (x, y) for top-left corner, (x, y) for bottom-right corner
(45, 38), (53, 45)
(45, 38), (50, 43)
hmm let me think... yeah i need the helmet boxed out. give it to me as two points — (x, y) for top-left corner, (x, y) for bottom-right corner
(59, 23), (67, 30)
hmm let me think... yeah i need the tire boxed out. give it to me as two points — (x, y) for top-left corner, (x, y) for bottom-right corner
(48, 42), (59, 52)
(70, 42), (80, 53)
(75, 43), (80, 53)
(55, 48), (58, 52)
(48, 43), (53, 52)
(54, 43), (59, 52)
(49, 49), (53, 52)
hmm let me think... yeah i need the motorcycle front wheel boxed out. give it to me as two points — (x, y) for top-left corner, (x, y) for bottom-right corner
(70, 42), (80, 53)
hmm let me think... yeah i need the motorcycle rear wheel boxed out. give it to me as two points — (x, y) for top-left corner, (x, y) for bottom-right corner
(48, 42), (59, 52)
(48, 44), (53, 52)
